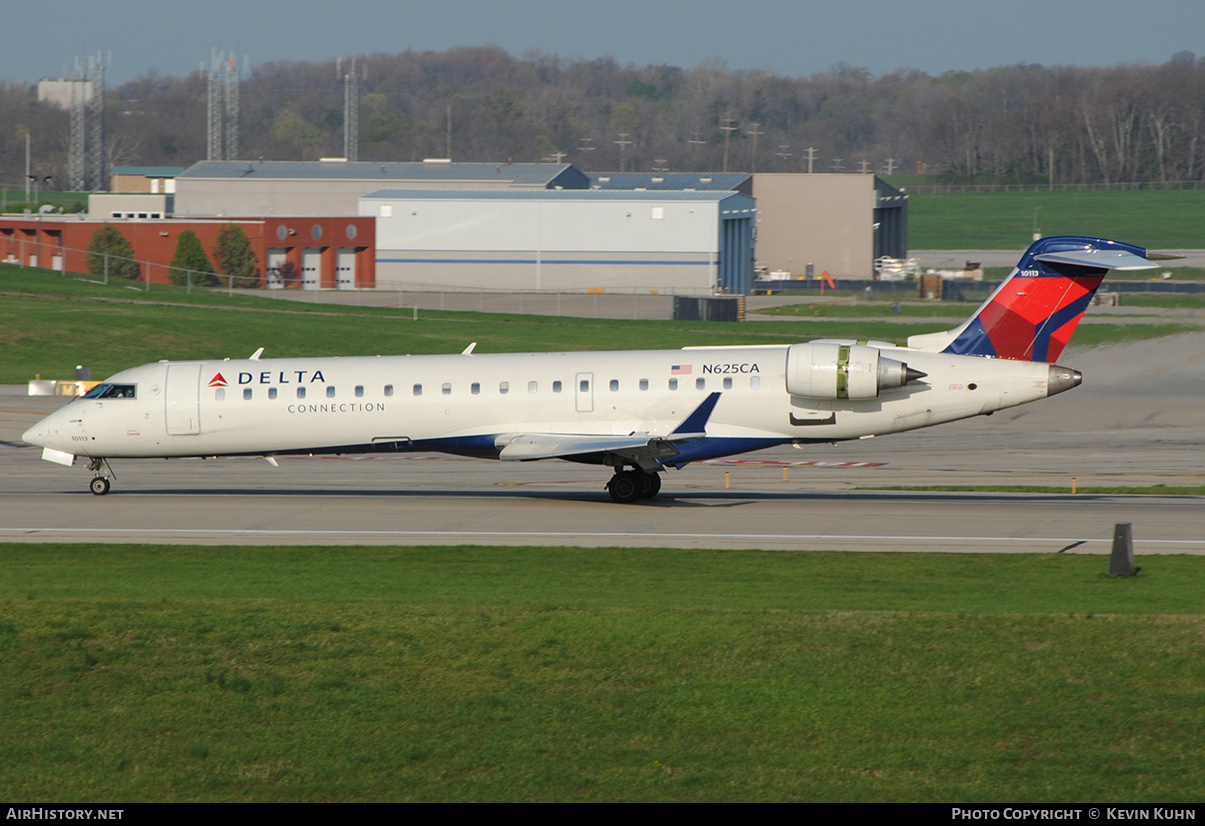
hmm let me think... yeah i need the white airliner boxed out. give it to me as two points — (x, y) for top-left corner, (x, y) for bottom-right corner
(23, 236), (1160, 502)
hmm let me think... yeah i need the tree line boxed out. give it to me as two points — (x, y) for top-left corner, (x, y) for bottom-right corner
(3, 47), (1204, 190)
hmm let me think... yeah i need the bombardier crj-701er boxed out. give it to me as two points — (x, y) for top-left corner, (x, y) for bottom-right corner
(24, 236), (1162, 503)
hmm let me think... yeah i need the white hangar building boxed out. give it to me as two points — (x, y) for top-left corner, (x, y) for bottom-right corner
(360, 189), (756, 296)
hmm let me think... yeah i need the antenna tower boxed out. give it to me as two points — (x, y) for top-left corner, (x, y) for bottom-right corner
(343, 58), (359, 161)
(89, 55), (106, 191)
(225, 56), (240, 160)
(69, 57), (87, 191)
(207, 49), (223, 160)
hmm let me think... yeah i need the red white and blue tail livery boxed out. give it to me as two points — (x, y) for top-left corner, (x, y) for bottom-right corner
(908, 236), (1156, 361)
(24, 236), (1161, 502)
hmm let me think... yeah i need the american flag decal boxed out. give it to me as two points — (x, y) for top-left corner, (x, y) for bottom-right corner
(671, 364), (692, 375)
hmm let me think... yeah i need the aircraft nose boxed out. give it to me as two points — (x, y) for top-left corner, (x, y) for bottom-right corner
(22, 423), (46, 447)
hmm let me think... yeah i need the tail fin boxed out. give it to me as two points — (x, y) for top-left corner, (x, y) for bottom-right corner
(907, 236), (1157, 362)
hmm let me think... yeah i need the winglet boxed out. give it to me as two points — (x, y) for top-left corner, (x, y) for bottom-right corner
(249, 347), (265, 360)
(669, 392), (721, 439)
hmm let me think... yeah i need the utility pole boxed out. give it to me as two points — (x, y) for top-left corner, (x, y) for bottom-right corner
(613, 133), (632, 172)
(884, 157), (897, 175)
(745, 122), (764, 173)
(576, 136), (596, 170)
(688, 131), (705, 171)
(720, 116), (737, 173)
(805, 147), (816, 174)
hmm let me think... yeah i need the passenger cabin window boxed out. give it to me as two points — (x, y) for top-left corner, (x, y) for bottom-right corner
(297, 387), (306, 399)
(750, 376), (760, 390)
(668, 378), (678, 391)
(528, 381), (538, 394)
(499, 381), (509, 395)
(268, 387), (278, 400)
(215, 389), (226, 402)
(326, 386), (336, 398)
(355, 385), (364, 398)
(442, 383), (452, 395)
(696, 378), (706, 390)
(471, 382), (481, 395)
(579, 379), (589, 393)
(723, 377), (733, 390)
(243, 388), (253, 400)
(83, 383), (136, 399)
(384, 385), (394, 397)
(553, 380), (562, 393)
(639, 379), (649, 391)
(609, 379), (619, 392)
(413, 384), (422, 396)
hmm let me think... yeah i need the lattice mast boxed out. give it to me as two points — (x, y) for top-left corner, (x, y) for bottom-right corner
(207, 49), (223, 160)
(224, 57), (239, 160)
(341, 57), (360, 161)
(89, 55), (106, 191)
(69, 58), (87, 191)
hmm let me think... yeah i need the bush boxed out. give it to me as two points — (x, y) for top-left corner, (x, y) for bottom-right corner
(214, 224), (260, 288)
(168, 230), (217, 287)
(86, 225), (139, 280)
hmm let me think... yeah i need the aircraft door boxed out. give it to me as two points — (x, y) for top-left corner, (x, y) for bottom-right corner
(575, 372), (594, 413)
(165, 363), (202, 435)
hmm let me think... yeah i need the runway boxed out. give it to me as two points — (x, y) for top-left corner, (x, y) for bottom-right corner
(3, 334), (1203, 553)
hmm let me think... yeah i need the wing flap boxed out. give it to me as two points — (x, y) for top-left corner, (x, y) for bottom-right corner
(496, 392), (722, 465)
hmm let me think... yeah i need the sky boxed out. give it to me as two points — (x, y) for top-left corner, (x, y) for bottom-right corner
(6, 0), (1203, 86)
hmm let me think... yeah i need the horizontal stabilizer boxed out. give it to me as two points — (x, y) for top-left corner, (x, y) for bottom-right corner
(1033, 249), (1157, 271)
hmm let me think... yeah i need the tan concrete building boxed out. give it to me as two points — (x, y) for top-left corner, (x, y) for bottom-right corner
(751, 173), (907, 280)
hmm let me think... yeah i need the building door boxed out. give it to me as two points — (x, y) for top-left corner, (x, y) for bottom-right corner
(336, 247), (356, 290)
(302, 248), (321, 290)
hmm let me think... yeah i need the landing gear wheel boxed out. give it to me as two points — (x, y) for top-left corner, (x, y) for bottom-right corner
(607, 470), (642, 504)
(90, 476), (111, 496)
(637, 471), (662, 499)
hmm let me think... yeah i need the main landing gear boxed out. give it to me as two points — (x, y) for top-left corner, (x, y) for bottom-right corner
(86, 458), (113, 496)
(606, 468), (662, 504)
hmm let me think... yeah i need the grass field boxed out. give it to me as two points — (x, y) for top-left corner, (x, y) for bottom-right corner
(906, 189), (1205, 249)
(2, 544), (1202, 802)
(1, 265), (1196, 384)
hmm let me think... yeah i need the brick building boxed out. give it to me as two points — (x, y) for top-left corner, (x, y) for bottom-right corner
(0, 216), (375, 289)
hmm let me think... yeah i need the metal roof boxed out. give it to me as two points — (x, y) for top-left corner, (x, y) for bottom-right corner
(588, 172), (751, 191)
(363, 188), (753, 205)
(111, 166), (187, 177)
(178, 160), (588, 188)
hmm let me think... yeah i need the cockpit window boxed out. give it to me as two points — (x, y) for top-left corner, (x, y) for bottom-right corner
(83, 383), (137, 399)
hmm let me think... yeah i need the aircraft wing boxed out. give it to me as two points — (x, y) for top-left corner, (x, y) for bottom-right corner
(495, 392), (721, 470)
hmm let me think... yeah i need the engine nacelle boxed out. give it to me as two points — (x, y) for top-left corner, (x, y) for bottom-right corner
(785, 342), (921, 400)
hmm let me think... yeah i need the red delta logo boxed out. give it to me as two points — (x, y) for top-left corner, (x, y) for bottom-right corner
(208, 373), (228, 388)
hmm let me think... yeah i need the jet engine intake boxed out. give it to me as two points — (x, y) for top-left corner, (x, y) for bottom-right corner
(785, 342), (924, 400)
